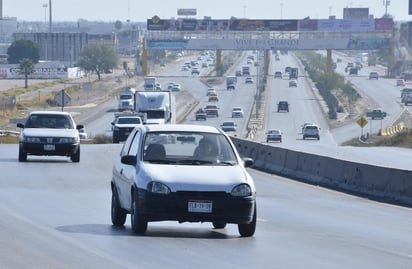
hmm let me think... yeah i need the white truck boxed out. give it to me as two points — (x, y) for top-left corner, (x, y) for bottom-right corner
(135, 91), (175, 124)
(143, 77), (157, 91)
(118, 87), (136, 112)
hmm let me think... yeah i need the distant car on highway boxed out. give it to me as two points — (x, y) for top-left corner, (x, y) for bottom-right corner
(277, 101), (289, 112)
(245, 77), (254, 84)
(191, 67), (200, 75)
(289, 80), (297, 87)
(274, 71), (282, 79)
(79, 127), (88, 140)
(265, 129), (282, 142)
(17, 111), (83, 162)
(302, 124), (320, 140)
(220, 121), (237, 132)
(110, 124), (257, 236)
(369, 72), (379, 80)
(396, 79), (405, 86)
(231, 107), (244, 118)
(208, 93), (219, 102)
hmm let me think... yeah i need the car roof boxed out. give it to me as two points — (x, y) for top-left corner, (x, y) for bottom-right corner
(268, 129), (281, 132)
(29, 110), (71, 116)
(142, 124), (221, 134)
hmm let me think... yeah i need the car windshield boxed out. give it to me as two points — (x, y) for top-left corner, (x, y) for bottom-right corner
(117, 117), (141, 124)
(142, 132), (238, 165)
(25, 114), (74, 129)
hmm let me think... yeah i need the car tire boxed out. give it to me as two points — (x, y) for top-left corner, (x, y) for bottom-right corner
(238, 204), (256, 237)
(111, 186), (127, 226)
(212, 222), (227, 229)
(131, 190), (147, 234)
(18, 146), (27, 162)
(71, 148), (80, 162)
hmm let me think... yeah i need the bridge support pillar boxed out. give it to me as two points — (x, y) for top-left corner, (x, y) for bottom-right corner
(216, 49), (222, 76)
(142, 37), (149, 76)
(326, 49), (333, 73)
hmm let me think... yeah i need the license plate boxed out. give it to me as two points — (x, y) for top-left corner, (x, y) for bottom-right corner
(44, 144), (55, 151)
(188, 200), (212, 213)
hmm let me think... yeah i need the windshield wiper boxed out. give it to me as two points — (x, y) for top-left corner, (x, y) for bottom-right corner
(176, 159), (215, 165)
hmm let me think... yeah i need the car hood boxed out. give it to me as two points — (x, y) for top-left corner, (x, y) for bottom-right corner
(22, 128), (78, 137)
(114, 124), (141, 128)
(141, 164), (253, 192)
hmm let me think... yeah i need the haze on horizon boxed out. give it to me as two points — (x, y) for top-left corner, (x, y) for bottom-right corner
(3, 0), (411, 22)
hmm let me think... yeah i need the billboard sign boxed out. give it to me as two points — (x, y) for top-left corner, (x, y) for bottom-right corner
(343, 8), (369, 19)
(177, 9), (197, 16)
(147, 18), (393, 32)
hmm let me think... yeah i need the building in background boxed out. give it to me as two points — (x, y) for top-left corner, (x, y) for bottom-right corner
(13, 32), (88, 67)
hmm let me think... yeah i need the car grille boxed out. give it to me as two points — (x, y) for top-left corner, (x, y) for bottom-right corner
(176, 191), (228, 199)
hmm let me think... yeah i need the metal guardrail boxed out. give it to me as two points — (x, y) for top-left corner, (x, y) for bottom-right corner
(0, 130), (20, 136)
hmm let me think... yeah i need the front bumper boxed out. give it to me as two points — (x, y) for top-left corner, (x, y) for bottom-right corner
(137, 189), (256, 224)
(20, 142), (79, 156)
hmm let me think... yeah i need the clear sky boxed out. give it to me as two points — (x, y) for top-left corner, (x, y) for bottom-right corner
(3, 0), (411, 22)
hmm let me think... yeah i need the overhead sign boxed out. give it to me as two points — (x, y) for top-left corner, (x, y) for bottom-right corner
(146, 37), (391, 50)
(147, 18), (393, 32)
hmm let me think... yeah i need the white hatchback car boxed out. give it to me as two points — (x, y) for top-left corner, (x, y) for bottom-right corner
(110, 124), (257, 237)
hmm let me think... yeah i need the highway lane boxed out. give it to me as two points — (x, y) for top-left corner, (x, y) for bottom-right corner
(261, 52), (335, 146)
(1, 144), (412, 268)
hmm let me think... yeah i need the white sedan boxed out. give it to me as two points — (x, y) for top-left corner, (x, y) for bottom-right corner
(110, 124), (257, 237)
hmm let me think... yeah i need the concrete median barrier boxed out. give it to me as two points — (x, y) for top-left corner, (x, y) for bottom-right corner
(231, 137), (412, 207)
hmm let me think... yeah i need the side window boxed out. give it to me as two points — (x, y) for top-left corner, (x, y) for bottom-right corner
(120, 129), (138, 156)
(128, 131), (140, 156)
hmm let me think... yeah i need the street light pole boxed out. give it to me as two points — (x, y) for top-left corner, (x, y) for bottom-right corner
(42, 3), (48, 27)
(383, 0), (390, 17)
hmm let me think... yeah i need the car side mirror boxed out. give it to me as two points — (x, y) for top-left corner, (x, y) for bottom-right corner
(242, 157), (254, 168)
(121, 155), (137, 166)
(17, 123), (24, 128)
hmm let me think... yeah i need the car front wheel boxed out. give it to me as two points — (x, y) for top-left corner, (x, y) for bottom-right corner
(18, 146), (27, 162)
(131, 190), (147, 234)
(71, 148), (80, 162)
(111, 187), (127, 226)
(238, 204), (256, 237)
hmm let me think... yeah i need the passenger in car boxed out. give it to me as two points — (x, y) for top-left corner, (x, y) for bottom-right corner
(193, 138), (218, 160)
(144, 144), (166, 161)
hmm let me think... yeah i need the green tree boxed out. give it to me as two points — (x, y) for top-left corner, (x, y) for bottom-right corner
(7, 39), (40, 64)
(77, 44), (119, 80)
(114, 20), (123, 31)
(18, 58), (36, 88)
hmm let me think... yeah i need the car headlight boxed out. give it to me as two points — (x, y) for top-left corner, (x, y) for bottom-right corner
(147, 181), (171, 194)
(231, 184), (252, 197)
(60, 137), (79, 143)
(25, 136), (41, 143)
